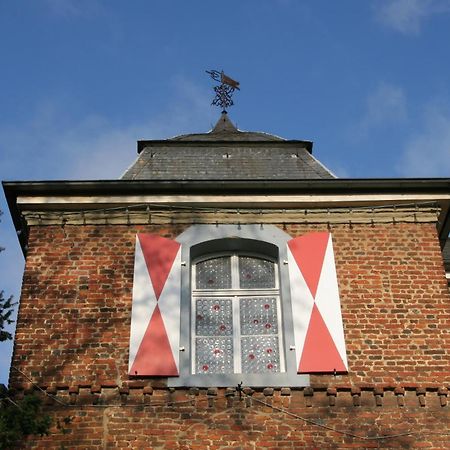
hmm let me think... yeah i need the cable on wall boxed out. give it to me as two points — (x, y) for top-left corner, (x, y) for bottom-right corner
(8, 368), (450, 442)
(20, 201), (441, 228)
(242, 390), (450, 442)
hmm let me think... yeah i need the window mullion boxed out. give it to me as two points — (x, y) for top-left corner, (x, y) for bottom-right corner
(191, 296), (196, 374)
(231, 255), (241, 373)
(231, 255), (239, 289)
(192, 251), (283, 377)
(276, 295), (286, 372)
(232, 296), (241, 373)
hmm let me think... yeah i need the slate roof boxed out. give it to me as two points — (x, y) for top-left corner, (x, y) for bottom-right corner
(121, 113), (336, 180)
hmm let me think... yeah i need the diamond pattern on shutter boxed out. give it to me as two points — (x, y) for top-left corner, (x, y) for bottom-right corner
(128, 234), (181, 376)
(288, 232), (348, 373)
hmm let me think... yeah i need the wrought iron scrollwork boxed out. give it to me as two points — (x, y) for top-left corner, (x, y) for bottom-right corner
(206, 69), (240, 112)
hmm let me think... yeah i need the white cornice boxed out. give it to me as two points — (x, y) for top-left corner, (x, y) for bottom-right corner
(16, 193), (450, 210)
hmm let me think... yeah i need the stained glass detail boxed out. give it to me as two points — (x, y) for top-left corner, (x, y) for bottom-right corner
(240, 297), (278, 335)
(195, 298), (232, 336)
(196, 257), (232, 289)
(193, 251), (283, 375)
(241, 336), (280, 373)
(239, 256), (275, 289)
(195, 337), (233, 374)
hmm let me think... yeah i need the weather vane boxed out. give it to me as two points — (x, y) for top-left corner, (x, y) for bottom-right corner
(206, 69), (240, 112)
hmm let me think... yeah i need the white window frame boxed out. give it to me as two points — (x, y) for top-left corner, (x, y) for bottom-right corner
(191, 252), (285, 375)
(169, 224), (310, 388)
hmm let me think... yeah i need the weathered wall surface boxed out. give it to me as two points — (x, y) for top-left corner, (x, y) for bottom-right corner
(9, 221), (450, 448)
(19, 387), (450, 449)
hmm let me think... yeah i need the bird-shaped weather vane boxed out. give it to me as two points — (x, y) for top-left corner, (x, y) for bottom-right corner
(206, 69), (240, 112)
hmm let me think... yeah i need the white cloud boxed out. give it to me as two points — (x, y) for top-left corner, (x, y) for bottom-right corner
(0, 76), (217, 384)
(376, 0), (450, 35)
(329, 164), (351, 178)
(397, 107), (450, 176)
(0, 77), (215, 181)
(356, 82), (407, 137)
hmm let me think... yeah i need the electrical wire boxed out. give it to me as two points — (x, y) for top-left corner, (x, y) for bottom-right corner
(24, 200), (439, 219)
(10, 366), (207, 408)
(10, 368), (450, 442)
(244, 391), (450, 442)
(11, 366), (69, 406)
(22, 200), (440, 231)
(3, 395), (22, 410)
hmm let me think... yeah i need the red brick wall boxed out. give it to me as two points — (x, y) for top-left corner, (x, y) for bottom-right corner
(20, 387), (450, 449)
(12, 224), (185, 388)
(10, 222), (450, 448)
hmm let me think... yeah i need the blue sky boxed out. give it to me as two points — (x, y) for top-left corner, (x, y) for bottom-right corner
(1, 0), (450, 384)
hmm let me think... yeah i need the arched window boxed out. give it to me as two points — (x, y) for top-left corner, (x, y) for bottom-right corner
(192, 252), (284, 375)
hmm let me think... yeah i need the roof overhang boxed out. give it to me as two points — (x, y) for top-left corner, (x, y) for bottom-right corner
(3, 178), (450, 254)
(137, 139), (314, 154)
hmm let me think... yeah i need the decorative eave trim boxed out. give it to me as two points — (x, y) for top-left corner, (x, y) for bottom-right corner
(20, 205), (440, 227)
(4, 179), (450, 254)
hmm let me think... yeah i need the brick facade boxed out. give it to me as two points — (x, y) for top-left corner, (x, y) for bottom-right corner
(9, 221), (450, 448)
(15, 387), (450, 449)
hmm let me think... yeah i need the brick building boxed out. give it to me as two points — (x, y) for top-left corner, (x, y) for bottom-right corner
(3, 112), (450, 448)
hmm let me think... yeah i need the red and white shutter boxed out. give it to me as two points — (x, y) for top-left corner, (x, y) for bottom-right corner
(128, 234), (181, 376)
(287, 232), (348, 373)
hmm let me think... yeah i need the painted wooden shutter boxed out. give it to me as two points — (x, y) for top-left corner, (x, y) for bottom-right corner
(287, 232), (348, 373)
(128, 234), (181, 376)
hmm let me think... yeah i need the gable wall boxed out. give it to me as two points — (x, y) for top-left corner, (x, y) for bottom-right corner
(9, 221), (450, 448)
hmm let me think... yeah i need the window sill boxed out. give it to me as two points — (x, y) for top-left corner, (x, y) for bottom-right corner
(167, 372), (310, 388)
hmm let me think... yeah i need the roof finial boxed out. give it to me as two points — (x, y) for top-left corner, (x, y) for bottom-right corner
(206, 69), (240, 113)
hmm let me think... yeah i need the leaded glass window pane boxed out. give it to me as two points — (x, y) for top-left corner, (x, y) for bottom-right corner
(240, 297), (278, 335)
(196, 256), (232, 290)
(195, 337), (233, 374)
(239, 256), (275, 289)
(192, 251), (283, 375)
(195, 298), (233, 336)
(241, 336), (280, 373)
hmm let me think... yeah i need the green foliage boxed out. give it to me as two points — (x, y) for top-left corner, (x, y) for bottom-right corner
(0, 291), (16, 342)
(0, 393), (51, 449)
(0, 211), (51, 448)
